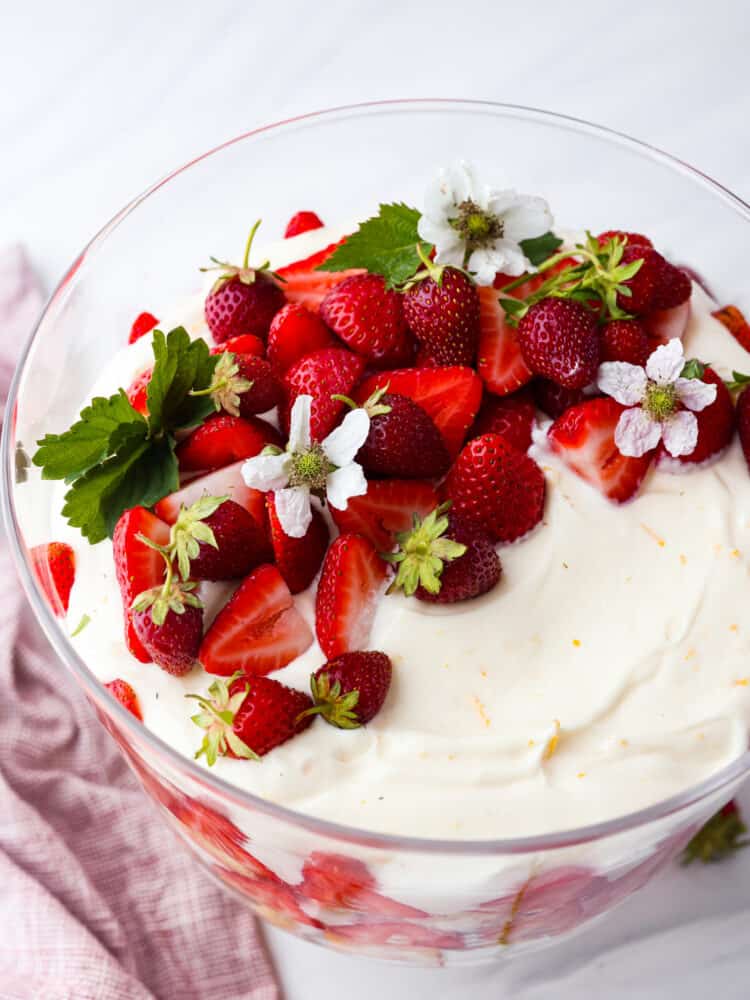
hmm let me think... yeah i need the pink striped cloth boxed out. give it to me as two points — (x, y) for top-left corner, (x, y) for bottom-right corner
(0, 245), (279, 1000)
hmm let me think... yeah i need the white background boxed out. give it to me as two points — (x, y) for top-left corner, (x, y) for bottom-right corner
(2, 1), (750, 996)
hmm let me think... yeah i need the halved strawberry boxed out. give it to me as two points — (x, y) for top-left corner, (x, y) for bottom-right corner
(210, 333), (265, 357)
(267, 493), (329, 594)
(712, 303), (750, 353)
(30, 541), (75, 616)
(315, 533), (388, 659)
(284, 211), (324, 239)
(200, 564), (313, 676)
(276, 240), (361, 312)
(477, 286), (534, 396)
(282, 347), (366, 440)
(176, 414), (283, 473)
(548, 397), (654, 503)
(299, 853), (426, 918)
(104, 679), (143, 720)
(113, 507), (171, 662)
(154, 461), (267, 534)
(330, 479), (439, 551)
(128, 311), (159, 344)
(353, 366), (482, 459)
(126, 366), (153, 416)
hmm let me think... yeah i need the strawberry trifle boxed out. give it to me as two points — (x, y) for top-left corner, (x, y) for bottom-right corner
(31, 163), (750, 855)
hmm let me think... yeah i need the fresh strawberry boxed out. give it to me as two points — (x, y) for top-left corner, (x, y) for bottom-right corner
(533, 378), (586, 419)
(282, 347), (365, 440)
(470, 388), (535, 452)
(356, 390), (450, 479)
(651, 261), (692, 310)
(330, 479), (439, 552)
(126, 366), (153, 416)
(712, 303), (750, 353)
(228, 355), (283, 416)
(443, 433), (545, 542)
(105, 679), (143, 720)
(276, 239), (361, 312)
(737, 385), (750, 473)
(284, 211), (324, 238)
(187, 499), (272, 580)
(176, 414), (282, 473)
(132, 602), (203, 675)
(266, 494), (329, 594)
(128, 311), (159, 344)
(518, 298), (599, 389)
(113, 507), (171, 662)
(642, 301), (691, 344)
(354, 366), (482, 459)
(615, 244), (663, 314)
(320, 273), (414, 367)
(477, 285), (534, 395)
(200, 564), (313, 676)
(666, 367), (734, 465)
(210, 333), (265, 357)
(155, 461), (268, 534)
(217, 865), (322, 929)
(267, 302), (335, 373)
(299, 853), (427, 918)
(426, 516), (500, 604)
(596, 230), (653, 249)
(303, 650), (392, 728)
(191, 673), (313, 761)
(316, 533), (388, 659)
(548, 397), (654, 502)
(30, 541), (75, 616)
(402, 267), (480, 366)
(601, 319), (651, 366)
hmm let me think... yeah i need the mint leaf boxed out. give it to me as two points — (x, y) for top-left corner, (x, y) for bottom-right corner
(519, 232), (563, 268)
(318, 203), (432, 288)
(147, 327), (217, 434)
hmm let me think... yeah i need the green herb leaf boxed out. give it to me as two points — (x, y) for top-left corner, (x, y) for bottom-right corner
(317, 203), (432, 288)
(519, 231), (563, 267)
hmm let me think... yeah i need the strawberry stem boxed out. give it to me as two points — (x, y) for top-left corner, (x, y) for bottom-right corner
(243, 220), (262, 269)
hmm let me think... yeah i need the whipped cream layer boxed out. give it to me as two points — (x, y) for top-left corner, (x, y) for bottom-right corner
(54, 227), (750, 840)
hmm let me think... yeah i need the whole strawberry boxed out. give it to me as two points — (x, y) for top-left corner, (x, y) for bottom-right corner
(267, 302), (335, 373)
(320, 273), (414, 367)
(669, 367), (734, 465)
(302, 651), (393, 728)
(736, 382), (750, 473)
(518, 298), (599, 389)
(189, 673), (314, 763)
(204, 221), (285, 343)
(355, 388), (450, 479)
(615, 244), (662, 314)
(443, 433), (545, 542)
(402, 265), (480, 366)
(184, 498), (272, 580)
(282, 347), (365, 440)
(470, 388), (536, 453)
(209, 353), (283, 417)
(601, 319), (651, 366)
(651, 260), (692, 310)
(132, 602), (203, 676)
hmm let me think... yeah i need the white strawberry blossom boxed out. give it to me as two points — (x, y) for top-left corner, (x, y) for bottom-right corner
(417, 161), (553, 285)
(597, 339), (717, 458)
(241, 395), (369, 538)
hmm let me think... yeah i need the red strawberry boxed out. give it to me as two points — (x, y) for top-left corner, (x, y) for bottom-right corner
(737, 385), (750, 473)
(200, 564), (313, 676)
(128, 311), (159, 344)
(126, 366), (153, 416)
(470, 388), (535, 452)
(191, 673), (313, 761)
(30, 541), (75, 616)
(105, 679), (143, 720)
(667, 367), (734, 465)
(266, 494), (329, 594)
(210, 333), (265, 357)
(616, 244), (663, 314)
(320, 273), (414, 367)
(284, 211), (324, 238)
(402, 267), (480, 366)
(230, 355), (283, 416)
(176, 414), (283, 473)
(601, 319), (651, 366)
(548, 397), (654, 502)
(357, 391), (450, 479)
(353, 366), (482, 459)
(133, 602), (203, 675)
(417, 515), (501, 604)
(282, 347), (365, 440)
(276, 239), (361, 311)
(188, 499), (272, 580)
(443, 433), (545, 542)
(305, 650), (392, 727)
(477, 286), (534, 395)
(155, 461), (268, 535)
(518, 298), (599, 389)
(113, 507), (171, 662)
(533, 378), (586, 419)
(217, 865), (322, 929)
(643, 301), (691, 345)
(299, 853), (426, 918)
(651, 261), (692, 310)
(712, 304), (750, 353)
(330, 479), (439, 552)
(267, 302), (335, 373)
(596, 230), (653, 249)
(316, 533), (388, 659)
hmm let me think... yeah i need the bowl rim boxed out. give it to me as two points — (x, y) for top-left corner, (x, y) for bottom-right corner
(4, 97), (750, 856)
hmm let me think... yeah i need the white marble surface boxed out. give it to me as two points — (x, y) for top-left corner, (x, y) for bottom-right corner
(2, 0), (750, 996)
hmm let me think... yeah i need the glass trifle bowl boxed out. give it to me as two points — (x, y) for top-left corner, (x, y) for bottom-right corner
(4, 100), (750, 965)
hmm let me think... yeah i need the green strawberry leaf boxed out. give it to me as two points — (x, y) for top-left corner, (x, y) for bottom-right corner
(518, 231), (563, 267)
(147, 327), (218, 434)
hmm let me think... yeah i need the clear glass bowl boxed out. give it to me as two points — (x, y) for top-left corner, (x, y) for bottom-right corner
(4, 100), (750, 966)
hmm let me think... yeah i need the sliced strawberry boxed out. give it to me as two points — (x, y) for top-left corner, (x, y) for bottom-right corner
(200, 564), (313, 676)
(712, 303), (750, 353)
(353, 366), (482, 459)
(548, 397), (654, 503)
(210, 333), (265, 357)
(282, 347), (366, 440)
(267, 494), (329, 594)
(284, 211), (324, 238)
(30, 541), (75, 616)
(477, 286), (534, 396)
(128, 311), (159, 344)
(126, 366), (153, 416)
(315, 533), (388, 659)
(104, 679), (143, 721)
(299, 853), (426, 918)
(330, 479), (439, 552)
(217, 866), (322, 929)
(276, 240), (361, 312)
(113, 507), (171, 662)
(176, 414), (283, 474)
(643, 301), (691, 345)
(154, 461), (267, 534)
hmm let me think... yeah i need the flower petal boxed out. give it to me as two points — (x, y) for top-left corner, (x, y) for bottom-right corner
(662, 410), (699, 457)
(288, 395), (312, 453)
(322, 408), (370, 467)
(597, 362), (648, 406)
(241, 453), (292, 492)
(468, 241), (526, 283)
(433, 243), (467, 270)
(674, 376), (717, 412)
(446, 161), (480, 206)
(645, 339), (685, 385)
(274, 486), (312, 538)
(500, 195), (554, 242)
(326, 463), (368, 511)
(417, 216), (460, 250)
(614, 406), (663, 457)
